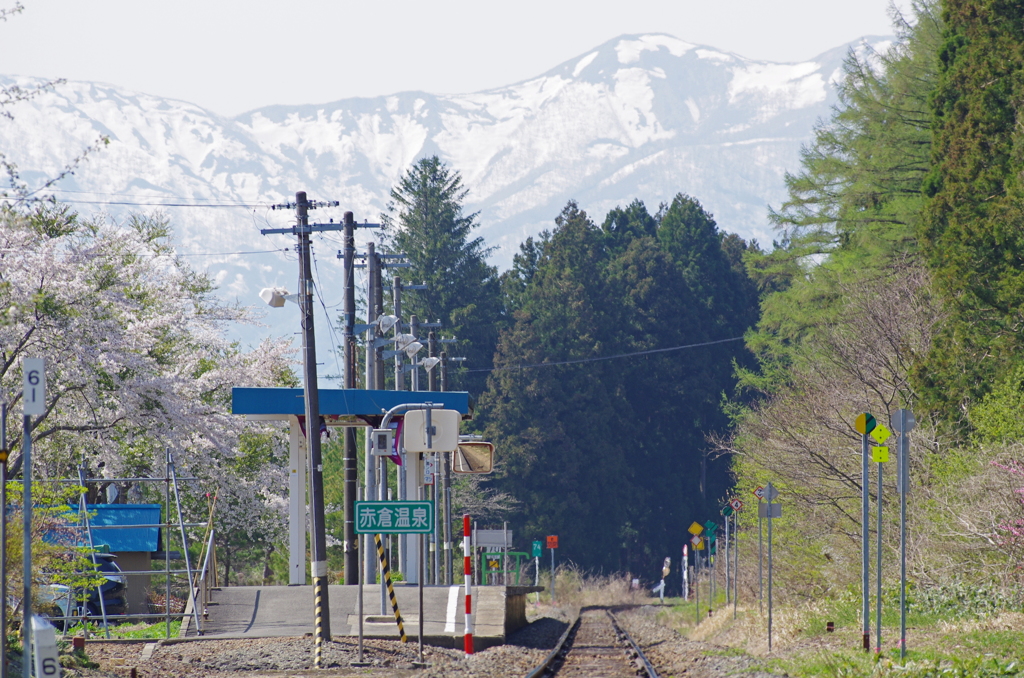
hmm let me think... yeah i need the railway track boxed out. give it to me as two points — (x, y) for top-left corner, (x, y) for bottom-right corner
(526, 607), (658, 678)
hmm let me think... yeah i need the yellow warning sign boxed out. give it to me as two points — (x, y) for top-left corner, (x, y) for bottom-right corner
(871, 424), (892, 445)
(872, 446), (890, 463)
(688, 521), (703, 536)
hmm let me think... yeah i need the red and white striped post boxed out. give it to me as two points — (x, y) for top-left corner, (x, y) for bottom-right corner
(463, 514), (474, 654)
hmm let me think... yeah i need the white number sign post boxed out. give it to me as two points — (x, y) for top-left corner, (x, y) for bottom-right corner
(22, 359), (45, 678)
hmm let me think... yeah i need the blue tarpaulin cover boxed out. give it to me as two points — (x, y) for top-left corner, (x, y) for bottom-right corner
(84, 504), (161, 552)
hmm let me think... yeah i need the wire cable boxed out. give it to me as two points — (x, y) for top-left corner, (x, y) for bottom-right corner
(310, 245), (345, 383)
(466, 336), (746, 373)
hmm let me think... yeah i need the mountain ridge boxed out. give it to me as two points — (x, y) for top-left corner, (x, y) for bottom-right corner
(0, 32), (891, 353)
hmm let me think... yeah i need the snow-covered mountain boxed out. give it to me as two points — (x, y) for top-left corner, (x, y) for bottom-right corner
(0, 33), (889, 357)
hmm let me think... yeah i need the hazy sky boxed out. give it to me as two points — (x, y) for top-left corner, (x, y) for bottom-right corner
(1, 0), (905, 117)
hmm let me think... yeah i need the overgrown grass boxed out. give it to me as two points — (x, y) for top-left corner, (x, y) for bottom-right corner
(63, 620), (182, 639)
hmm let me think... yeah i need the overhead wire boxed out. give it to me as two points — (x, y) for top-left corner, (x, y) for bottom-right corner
(464, 336), (746, 373)
(310, 244), (345, 383)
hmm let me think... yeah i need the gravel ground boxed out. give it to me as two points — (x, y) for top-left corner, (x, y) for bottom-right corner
(616, 605), (786, 677)
(68, 610), (572, 678)
(62, 604), (783, 678)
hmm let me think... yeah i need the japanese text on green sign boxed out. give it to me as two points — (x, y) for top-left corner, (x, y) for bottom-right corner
(354, 501), (434, 534)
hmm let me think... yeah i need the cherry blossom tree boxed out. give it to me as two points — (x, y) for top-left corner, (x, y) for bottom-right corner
(1, 203), (295, 554)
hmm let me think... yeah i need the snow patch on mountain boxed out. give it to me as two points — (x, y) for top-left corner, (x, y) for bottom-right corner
(0, 32), (893, 355)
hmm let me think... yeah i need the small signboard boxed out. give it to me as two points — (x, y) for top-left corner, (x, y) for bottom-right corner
(891, 409), (916, 433)
(692, 536), (704, 550)
(546, 535), (558, 549)
(354, 501), (433, 534)
(872, 446), (890, 463)
(855, 412), (877, 435)
(753, 486), (765, 500)
(475, 529), (513, 549)
(722, 505), (734, 517)
(23, 358), (45, 416)
(532, 540), (542, 558)
(688, 521), (704, 535)
(758, 503), (782, 519)
(424, 455), (436, 485)
(730, 499), (744, 511)
(871, 424), (892, 445)
(703, 520), (718, 533)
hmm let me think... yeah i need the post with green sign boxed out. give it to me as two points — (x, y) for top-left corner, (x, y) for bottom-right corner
(531, 541), (542, 587)
(354, 500), (433, 663)
(854, 413), (876, 652)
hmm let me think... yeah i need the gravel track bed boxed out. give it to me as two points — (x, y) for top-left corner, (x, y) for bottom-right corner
(69, 605), (783, 678)
(616, 606), (784, 678)
(72, 612), (572, 678)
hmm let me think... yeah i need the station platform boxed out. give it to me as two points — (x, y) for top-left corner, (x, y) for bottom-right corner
(188, 584), (544, 650)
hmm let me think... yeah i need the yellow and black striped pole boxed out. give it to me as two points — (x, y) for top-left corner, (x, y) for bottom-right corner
(314, 575), (325, 668)
(375, 534), (408, 642)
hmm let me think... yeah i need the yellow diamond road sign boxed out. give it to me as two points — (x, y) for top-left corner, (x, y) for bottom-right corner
(688, 521), (703, 536)
(871, 424), (892, 444)
(872, 446), (890, 463)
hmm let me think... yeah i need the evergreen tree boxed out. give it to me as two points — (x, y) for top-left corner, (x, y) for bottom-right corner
(480, 199), (758, 575)
(917, 0), (1024, 423)
(381, 156), (502, 396)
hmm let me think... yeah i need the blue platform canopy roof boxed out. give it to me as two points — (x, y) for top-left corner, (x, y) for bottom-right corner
(85, 504), (161, 553)
(231, 388), (471, 423)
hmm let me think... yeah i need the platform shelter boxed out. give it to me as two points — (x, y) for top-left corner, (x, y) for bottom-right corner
(231, 387), (471, 585)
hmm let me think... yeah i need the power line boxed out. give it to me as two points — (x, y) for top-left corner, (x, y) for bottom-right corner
(310, 246), (344, 383)
(55, 199), (263, 208)
(466, 336), (746, 373)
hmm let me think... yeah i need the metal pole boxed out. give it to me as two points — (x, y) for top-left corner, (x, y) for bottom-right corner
(725, 513), (730, 605)
(21, 413), (31, 678)
(433, 455), (440, 585)
(440, 352), (453, 584)
(343, 211), (359, 585)
(876, 456), (883, 654)
(410, 315), (420, 392)
(767, 483), (774, 653)
(169, 454), (201, 635)
(550, 544), (555, 602)
(295, 191), (332, 650)
(733, 513), (739, 619)
(758, 502), (763, 614)
(165, 458), (171, 639)
(418, 488), (425, 664)
(900, 412), (908, 659)
(695, 545), (700, 624)
(0, 403), (7, 678)
(862, 432), (870, 651)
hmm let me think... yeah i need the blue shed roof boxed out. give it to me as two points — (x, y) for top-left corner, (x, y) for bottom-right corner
(85, 504), (161, 553)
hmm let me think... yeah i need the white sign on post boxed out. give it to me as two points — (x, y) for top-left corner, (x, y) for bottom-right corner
(32, 614), (61, 677)
(404, 409), (460, 453)
(23, 358), (46, 415)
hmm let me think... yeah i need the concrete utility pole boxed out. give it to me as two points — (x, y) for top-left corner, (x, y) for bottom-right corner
(342, 212), (359, 585)
(293, 192), (332, 641)
(370, 241), (382, 585)
(441, 351), (453, 583)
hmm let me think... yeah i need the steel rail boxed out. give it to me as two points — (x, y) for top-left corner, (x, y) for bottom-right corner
(522, 607), (659, 678)
(523, 613), (580, 678)
(606, 609), (659, 678)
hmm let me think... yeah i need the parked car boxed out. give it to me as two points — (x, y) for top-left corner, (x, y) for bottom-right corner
(40, 553), (128, 628)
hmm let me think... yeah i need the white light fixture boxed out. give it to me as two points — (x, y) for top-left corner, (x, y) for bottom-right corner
(259, 287), (291, 308)
(403, 341), (424, 358)
(377, 314), (399, 332)
(420, 357), (440, 371)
